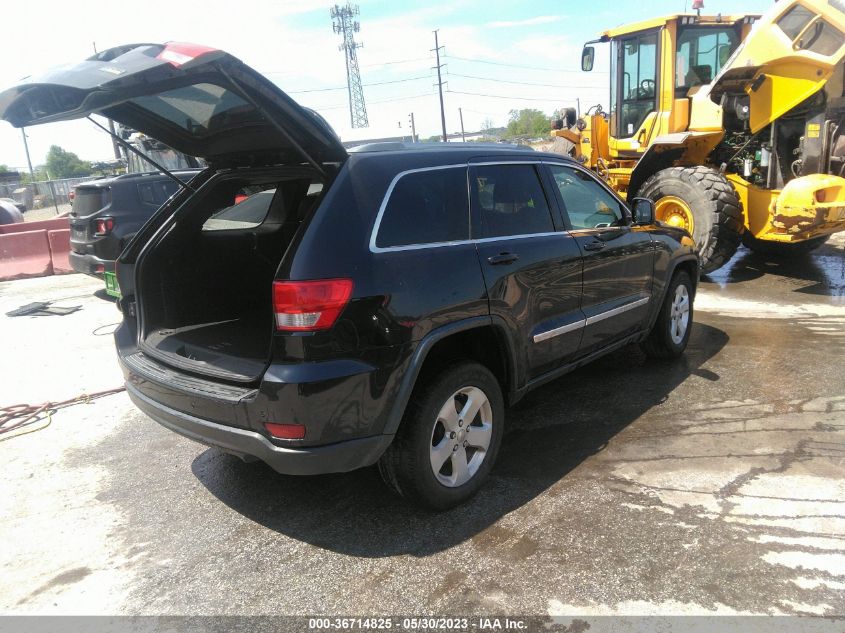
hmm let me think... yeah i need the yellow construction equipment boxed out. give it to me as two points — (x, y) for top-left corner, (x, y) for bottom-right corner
(558, 0), (845, 272)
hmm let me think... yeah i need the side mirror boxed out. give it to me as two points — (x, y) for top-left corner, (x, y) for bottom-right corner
(630, 197), (655, 225)
(581, 46), (595, 72)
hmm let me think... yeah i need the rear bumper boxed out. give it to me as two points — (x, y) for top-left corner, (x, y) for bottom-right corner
(68, 250), (113, 275)
(127, 382), (393, 475)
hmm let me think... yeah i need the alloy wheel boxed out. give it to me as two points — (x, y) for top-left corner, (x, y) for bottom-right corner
(670, 284), (691, 345)
(429, 386), (493, 487)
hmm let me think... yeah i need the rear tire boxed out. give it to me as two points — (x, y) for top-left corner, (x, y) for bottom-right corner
(639, 166), (743, 274)
(378, 361), (504, 510)
(742, 232), (830, 256)
(641, 271), (694, 359)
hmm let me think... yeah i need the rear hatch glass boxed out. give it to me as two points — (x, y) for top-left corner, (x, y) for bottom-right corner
(71, 186), (109, 217)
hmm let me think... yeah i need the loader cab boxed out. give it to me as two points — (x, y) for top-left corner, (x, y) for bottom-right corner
(582, 14), (753, 158)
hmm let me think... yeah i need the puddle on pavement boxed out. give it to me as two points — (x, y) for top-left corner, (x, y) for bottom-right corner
(703, 242), (845, 302)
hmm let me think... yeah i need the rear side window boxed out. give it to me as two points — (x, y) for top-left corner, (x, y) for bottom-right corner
(202, 188), (276, 231)
(375, 167), (469, 248)
(137, 180), (180, 206)
(471, 164), (554, 238)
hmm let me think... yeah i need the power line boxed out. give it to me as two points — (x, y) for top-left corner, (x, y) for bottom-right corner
(459, 107), (503, 117)
(361, 56), (433, 68)
(289, 74), (432, 94)
(446, 88), (580, 103)
(445, 54), (608, 74)
(314, 91), (435, 110)
(447, 72), (598, 89)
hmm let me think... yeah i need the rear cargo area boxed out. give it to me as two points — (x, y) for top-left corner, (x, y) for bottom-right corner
(137, 170), (323, 382)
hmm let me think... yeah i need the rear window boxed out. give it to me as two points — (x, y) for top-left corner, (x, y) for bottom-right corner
(375, 167), (469, 249)
(130, 83), (256, 138)
(471, 164), (554, 238)
(72, 188), (109, 216)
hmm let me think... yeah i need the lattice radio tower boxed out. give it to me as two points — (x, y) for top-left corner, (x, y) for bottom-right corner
(331, 3), (369, 128)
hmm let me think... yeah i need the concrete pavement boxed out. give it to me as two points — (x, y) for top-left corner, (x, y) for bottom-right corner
(1, 238), (843, 617)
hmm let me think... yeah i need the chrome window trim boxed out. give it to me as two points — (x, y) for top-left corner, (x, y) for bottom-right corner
(532, 294), (650, 343)
(470, 160), (545, 166)
(369, 159), (569, 254)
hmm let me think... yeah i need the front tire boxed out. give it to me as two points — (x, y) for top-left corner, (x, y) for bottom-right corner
(378, 361), (504, 510)
(641, 271), (694, 359)
(639, 166), (743, 274)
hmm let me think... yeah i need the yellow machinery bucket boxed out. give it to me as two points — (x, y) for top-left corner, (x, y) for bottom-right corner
(772, 173), (845, 238)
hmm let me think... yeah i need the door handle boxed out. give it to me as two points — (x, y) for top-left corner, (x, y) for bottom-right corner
(583, 240), (606, 251)
(487, 252), (519, 265)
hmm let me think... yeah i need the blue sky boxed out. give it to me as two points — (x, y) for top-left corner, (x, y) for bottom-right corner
(0, 0), (773, 171)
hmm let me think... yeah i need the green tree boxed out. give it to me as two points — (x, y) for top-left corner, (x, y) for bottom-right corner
(20, 167), (49, 183)
(505, 109), (551, 139)
(45, 145), (92, 179)
(0, 164), (9, 172)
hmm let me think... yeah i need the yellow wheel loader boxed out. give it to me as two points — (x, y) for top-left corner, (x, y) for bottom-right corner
(558, 0), (845, 273)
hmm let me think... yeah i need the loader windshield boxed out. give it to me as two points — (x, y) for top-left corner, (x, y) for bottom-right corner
(611, 32), (658, 138)
(675, 27), (740, 96)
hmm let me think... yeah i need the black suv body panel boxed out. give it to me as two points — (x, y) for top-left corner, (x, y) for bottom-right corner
(109, 145), (696, 475)
(0, 40), (698, 476)
(126, 380), (392, 475)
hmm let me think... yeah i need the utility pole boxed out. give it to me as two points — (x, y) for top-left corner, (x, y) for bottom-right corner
(408, 112), (417, 142)
(21, 128), (35, 181)
(432, 30), (448, 142)
(331, 3), (369, 128)
(458, 107), (466, 142)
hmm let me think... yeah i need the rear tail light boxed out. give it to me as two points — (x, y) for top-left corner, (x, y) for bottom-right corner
(95, 217), (115, 235)
(264, 422), (306, 439)
(272, 279), (353, 331)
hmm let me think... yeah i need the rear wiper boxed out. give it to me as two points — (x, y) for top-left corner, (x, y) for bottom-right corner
(86, 116), (197, 192)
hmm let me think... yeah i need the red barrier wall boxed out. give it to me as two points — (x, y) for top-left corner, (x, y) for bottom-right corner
(0, 230), (53, 281)
(48, 229), (72, 274)
(0, 217), (69, 235)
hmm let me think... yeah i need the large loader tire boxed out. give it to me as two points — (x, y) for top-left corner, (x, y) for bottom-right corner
(742, 232), (830, 256)
(639, 166), (743, 274)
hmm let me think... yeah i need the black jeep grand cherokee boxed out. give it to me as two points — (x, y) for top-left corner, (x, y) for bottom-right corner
(0, 43), (697, 509)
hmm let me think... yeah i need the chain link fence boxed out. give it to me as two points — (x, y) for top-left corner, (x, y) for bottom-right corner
(0, 176), (94, 211)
